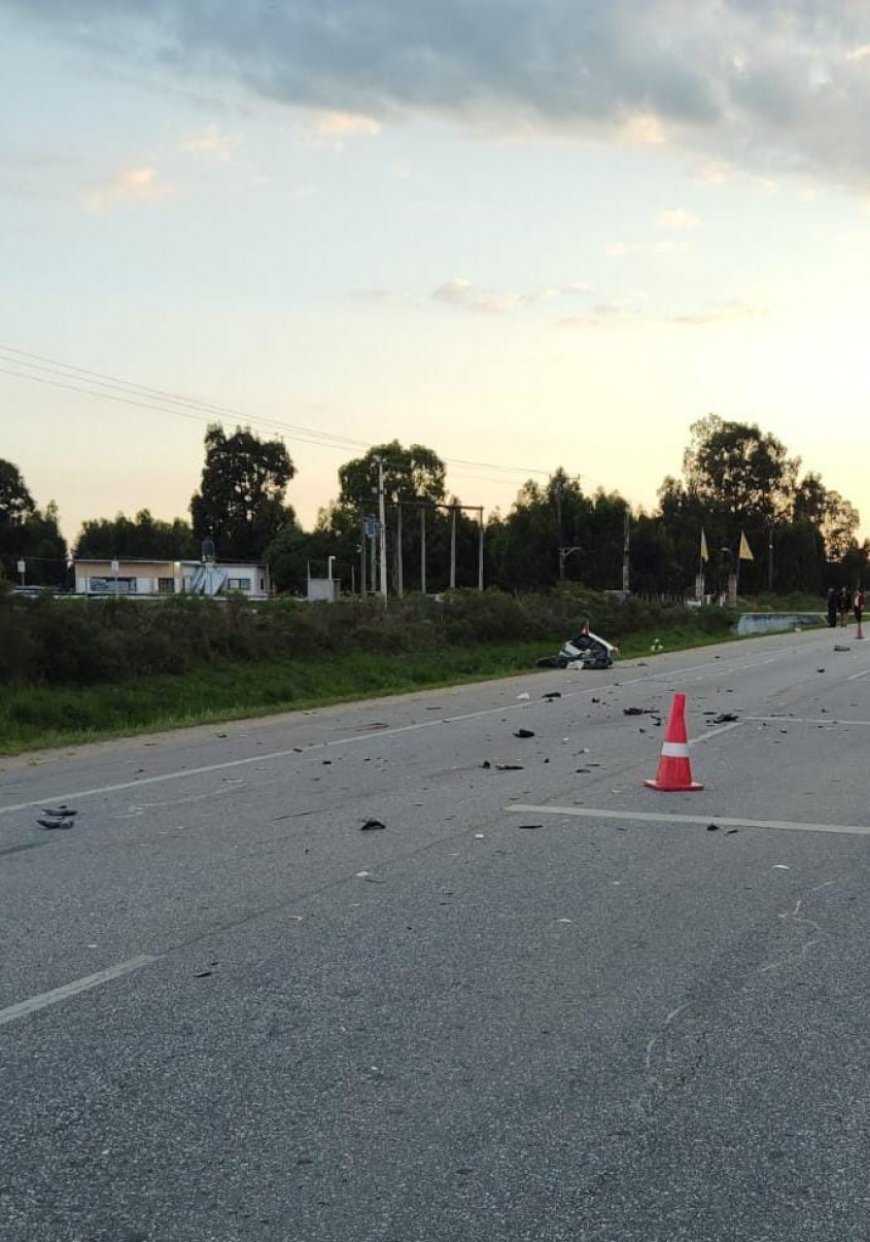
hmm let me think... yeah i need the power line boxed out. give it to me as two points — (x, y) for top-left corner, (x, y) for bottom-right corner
(0, 344), (558, 482)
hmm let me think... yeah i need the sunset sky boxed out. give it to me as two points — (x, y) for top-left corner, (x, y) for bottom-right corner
(4, 1), (870, 541)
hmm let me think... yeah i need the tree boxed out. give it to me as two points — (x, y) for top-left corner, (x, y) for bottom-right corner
(190, 425), (296, 562)
(338, 441), (446, 508)
(325, 442), (450, 593)
(74, 510), (197, 560)
(0, 460), (67, 586)
(682, 415), (799, 525)
(0, 459), (35, 524)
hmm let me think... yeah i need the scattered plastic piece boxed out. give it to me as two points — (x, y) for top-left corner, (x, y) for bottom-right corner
(474, 833), (485, 839)
(194, 970), (213, 978)
(496, 763), (524, 771)
(516, 824), (542, 830)
(360, 819), (386, 831)
(707, 823), (719, 832)
(514, 728), (535, 739)
(773, 864), (790, 870)
(726, 829), (739, 835)
(516, 693), (531, 701)
(542, 691), (562, 700)
(481, 760), (491, 769)
(711, 712), (739, 724)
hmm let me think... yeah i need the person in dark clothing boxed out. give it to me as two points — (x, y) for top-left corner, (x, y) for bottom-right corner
(854, 587), (865, 627)
(839, 586), (851, 627)
(827, 587), (838, 628)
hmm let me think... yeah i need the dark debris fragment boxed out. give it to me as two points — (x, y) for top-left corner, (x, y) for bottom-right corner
(360, 819), (386, 831)
(514, 728), (535, 739)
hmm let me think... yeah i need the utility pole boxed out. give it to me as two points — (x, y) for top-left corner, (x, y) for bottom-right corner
(450, 505), (457, 589)
(622, 509), (630, 594)
(554, 479), (565, 580)
(359, 510), (366, 596)
(396, 502), (404, 598)
(478, 507), (484, 591)
(376, 456), (388, 600)
(420, 507), (427, 594)
(767, 522), (774, 593)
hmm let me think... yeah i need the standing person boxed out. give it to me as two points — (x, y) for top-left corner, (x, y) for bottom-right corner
(854, 585), (865, 629)
(827, 587), (838, 628)
(839, 585), (850, 627)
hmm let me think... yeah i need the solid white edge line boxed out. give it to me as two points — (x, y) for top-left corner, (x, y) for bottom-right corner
(503, 804), (870, 837)
(747, 716), (870, 726)
(0, 954), (159, 1027)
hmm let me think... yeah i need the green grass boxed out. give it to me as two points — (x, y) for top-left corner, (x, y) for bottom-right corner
(0, 641), (554, 755)
(0, 621), (799, 756)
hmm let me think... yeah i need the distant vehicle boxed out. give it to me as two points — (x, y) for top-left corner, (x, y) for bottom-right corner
(536, 629), (618, 670)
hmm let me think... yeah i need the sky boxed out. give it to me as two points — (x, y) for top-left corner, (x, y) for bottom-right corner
(3, 0), (870, 544)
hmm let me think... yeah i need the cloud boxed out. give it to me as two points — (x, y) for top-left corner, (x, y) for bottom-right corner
(182, 124), (240, 161)
(16, 0), (870, 187)
(312, 110), (381, 137)
(561, 292), (649, 328)
(668, 299), (767, 326)
(656, 208), (701, 231)
(82, 165), (171, 211)
(431, 278), (592, 314)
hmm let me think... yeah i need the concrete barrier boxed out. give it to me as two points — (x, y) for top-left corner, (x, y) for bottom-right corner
(735, 612), (826, 636)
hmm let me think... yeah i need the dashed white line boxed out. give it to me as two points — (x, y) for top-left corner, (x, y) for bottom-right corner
(0, 954), (159, 1028)
(503, 804), (870, 837)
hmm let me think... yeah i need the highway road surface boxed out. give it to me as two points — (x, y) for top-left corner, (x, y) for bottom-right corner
(2, 625), (870, 1241)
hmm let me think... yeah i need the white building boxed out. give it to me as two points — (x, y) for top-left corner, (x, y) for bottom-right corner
(74, 558), (271, 599)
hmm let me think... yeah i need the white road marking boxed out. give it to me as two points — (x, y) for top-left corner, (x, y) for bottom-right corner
(0, 954), (158, 1028)
(848, 668), (870, 681)
(747, 716), (870, 727)
(504, 804), (870, 837)
(692, 720), (744, 744)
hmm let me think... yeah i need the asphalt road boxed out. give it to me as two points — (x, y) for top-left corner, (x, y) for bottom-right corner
(2, 625), (870, 1242)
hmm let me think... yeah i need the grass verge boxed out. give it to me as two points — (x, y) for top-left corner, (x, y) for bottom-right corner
(0, 623), (800, 757)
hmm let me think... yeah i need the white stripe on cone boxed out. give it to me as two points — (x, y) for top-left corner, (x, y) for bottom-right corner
(660, 741), (689, 758)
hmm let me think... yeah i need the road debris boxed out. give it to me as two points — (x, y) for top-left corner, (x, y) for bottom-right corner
(496, 763), (525, 771)
(514, 728), (535, 738)
(707, 823), (719, 832)
(516, 824), (542, 830)
(710, 712), (739, 724)
(516, 693), (531, 701)
(360, 818), (386, 831)
(834, 645), (851, 652)
(542, 691), (562, 700)
(623, 707), (656, 716)
(773, 864), (790, 870)
(481, 760), (491, 769)
(38, 805), (77, 830)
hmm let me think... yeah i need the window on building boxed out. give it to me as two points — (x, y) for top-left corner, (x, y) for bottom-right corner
(226, 578), (251, 592)
(89, 577), (137, 595)
(157, 578), (175, 595)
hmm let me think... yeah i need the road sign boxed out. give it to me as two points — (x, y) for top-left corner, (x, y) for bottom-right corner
(364, 518), (379, 539)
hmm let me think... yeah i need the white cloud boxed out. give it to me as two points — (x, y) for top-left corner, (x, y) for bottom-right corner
(432, 278), (521, 313)
(845, 45), (870, 62)
(431, 278), (592, 314)
(560, 293), (648, 329)
(668, 299), (767, 326)
(621, 113), (667, 146)
(656, 208), (701, 231)
(311, 110), (382, 137)
(82, 165), (171, 211)
(183, 124), (241, 161)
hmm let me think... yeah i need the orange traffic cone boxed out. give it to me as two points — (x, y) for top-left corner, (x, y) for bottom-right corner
(644, 692), (703, 792)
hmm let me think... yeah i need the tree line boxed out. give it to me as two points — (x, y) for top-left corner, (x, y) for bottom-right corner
(1, 415), (865, 596)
